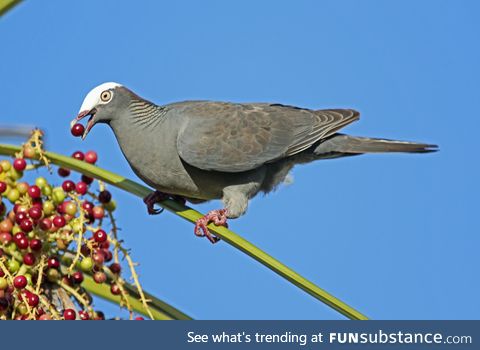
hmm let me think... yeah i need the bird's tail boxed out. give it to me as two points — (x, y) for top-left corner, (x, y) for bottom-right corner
(314, 134), (438, 157)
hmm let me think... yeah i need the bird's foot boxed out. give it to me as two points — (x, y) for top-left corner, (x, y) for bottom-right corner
(194, 209), (228, 244)
(143, 190), (170, 215)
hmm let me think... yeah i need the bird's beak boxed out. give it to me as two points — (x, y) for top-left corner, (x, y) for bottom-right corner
(70, 108), (97, 140)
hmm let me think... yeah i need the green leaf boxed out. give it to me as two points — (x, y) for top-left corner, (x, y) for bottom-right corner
(0, 143), (368, 320)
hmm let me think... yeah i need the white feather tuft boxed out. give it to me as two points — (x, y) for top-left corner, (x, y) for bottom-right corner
(78, 82), (122, 113)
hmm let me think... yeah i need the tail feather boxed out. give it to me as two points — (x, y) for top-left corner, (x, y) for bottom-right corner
(314, 134), (438, 155)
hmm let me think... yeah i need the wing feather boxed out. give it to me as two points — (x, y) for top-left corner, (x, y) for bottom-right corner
(175, 102), (358, 172)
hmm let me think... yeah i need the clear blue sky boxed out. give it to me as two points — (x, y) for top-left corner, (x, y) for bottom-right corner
(1, 0), (478, 319)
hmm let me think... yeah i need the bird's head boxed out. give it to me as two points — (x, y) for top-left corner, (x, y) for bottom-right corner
(71, 82), (130, 139)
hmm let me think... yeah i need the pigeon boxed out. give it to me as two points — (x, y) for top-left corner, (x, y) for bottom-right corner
(71, 82), (437, 243)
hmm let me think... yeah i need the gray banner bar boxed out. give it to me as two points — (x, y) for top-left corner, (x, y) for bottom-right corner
(2, 320), (477, 349)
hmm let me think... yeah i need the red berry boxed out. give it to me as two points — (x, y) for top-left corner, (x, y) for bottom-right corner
(52, 215), (66, 228)
(103, 250), (112, 262)
(93, 229), (107, 243)
(71, 123), (85, 137)
(47, 256), (60, 269)
(13, 158), (26, 171)
(28, 185), (42, 199)
(14, 204), (27, 214)
(13, 231), (26, 242)
(79, 310), (89, 320)
(27, 293), (39, 307)
(72, 271), (84, 284)
(110, 283), (121, 295)
(98, 190), (112, 203)
(13, 275), (27, 289)
(0, 232), (12, 244)
(16, 237), (29, 249)
(0, 181), (6, 194)
(71, 151), (85, 161)
(109, 263), (121, 274)
(92, 249), (105, 265)
(92, 206), (104, 220)
(80, 244), (91, 256)
(84, 151), (98, 164)
(0, 220), (13, 233)
(81, 175), (94, 185)
(75, 181), (88, 195)
(20, 219), (33, 233)
(28, 206), (42, 220)
(63, 308), (76, 320)
(57, 168), (71, 177)
(93, 271), (106, 284)
(23, 253), (36, 266)
(39, 218), (52, 231)
(15, 212), (28, 225)
(62, 180), (75, 192)
(29, 238), (42, 251)
(100, 240), (110, 249)
(31, 199), (43, 210)
(135, 317), (144, 320)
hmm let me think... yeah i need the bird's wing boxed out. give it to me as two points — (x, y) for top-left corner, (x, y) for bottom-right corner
(176, 102), (359, 172)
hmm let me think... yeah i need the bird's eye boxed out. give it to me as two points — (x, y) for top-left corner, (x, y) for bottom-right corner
(100, 90), (112, 102)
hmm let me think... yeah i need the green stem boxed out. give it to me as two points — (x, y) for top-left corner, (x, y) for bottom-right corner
(0, 143), (368, 320)
(0, 0), (21, 17)
(82, 275), (173, 320)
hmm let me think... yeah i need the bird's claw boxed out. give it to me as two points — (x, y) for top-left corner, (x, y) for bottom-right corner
(143, 191), (169, 215)
(194, 209), (228, 244)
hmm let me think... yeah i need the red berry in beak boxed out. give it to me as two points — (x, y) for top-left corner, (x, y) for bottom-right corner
(71, 123), (85, 137)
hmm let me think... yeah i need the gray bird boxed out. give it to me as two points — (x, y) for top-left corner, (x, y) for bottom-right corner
(72, 82), (437, 243)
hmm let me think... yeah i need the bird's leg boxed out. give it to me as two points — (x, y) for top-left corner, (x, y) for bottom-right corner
(143, 190), (170, 215)
(194, 209), (228, 244)
(170, 195), (187, 206)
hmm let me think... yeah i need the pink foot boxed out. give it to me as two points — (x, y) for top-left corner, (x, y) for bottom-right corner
(194, 209), (228, 244)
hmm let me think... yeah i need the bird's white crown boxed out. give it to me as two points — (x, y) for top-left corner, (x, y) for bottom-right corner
(79, 82), (122, 113)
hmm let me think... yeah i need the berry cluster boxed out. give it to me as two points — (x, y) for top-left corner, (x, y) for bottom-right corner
(0, 130), (150, 320)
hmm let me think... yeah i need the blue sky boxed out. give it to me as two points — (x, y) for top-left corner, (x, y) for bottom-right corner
(1, 0), (478, 319)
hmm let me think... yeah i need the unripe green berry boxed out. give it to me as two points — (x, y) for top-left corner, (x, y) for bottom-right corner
(6, 242), (17, 254)
(0, 160), (11, 172)
(35, 177), (48, 189)
(80, 257), (94, 272)
(52, 187), (66, 204)
(7, 188), (20, 203)
(11, 225), (22, 235)
(7, 259), (20, 273)
(104, 200), (117, 212)
(46, 268), (60, 282)
(0, 277), (8, 290)
(9, 168), (23, 181)
(43, 201), (55, 215)
(24, 273), (32, 286)
(17, 303), (28, 315)
(16, 182), (29, 195)
(42, 185), (52, 196)
(64, 202), (77, 216)
(61, 255), (73, 266)
(71, 219), (83, 233)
